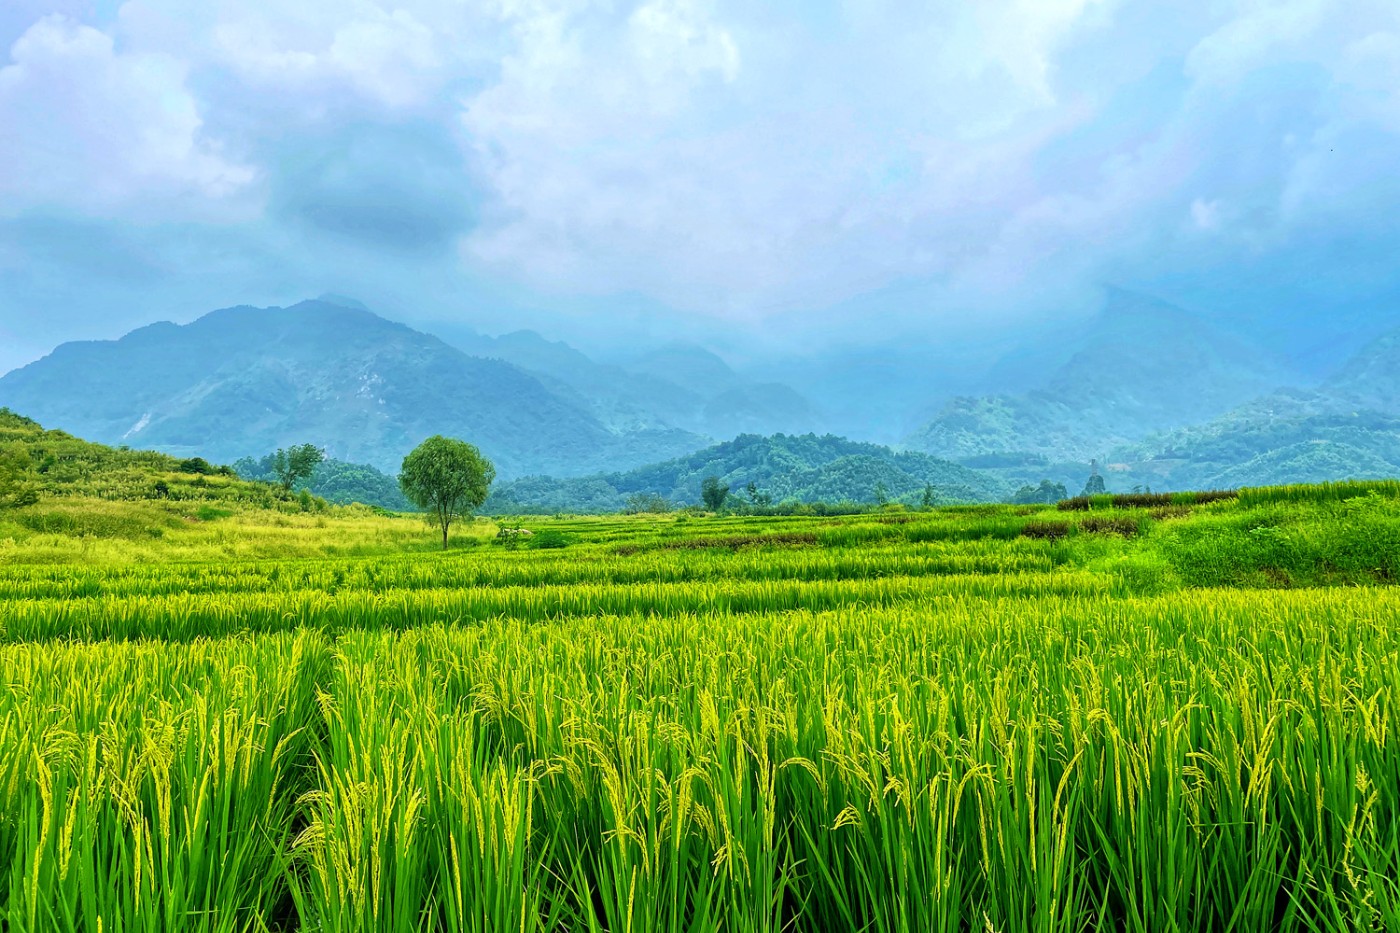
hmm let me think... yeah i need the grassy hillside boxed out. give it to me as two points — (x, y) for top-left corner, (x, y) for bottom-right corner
(0, 408), (439, 560)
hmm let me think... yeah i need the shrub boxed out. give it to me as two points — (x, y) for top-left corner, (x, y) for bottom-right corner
(177, 457), (220, 475)
(526, 529), (572, 550)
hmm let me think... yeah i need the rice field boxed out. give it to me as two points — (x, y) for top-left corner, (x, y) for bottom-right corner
(1, 497), (1398, 931)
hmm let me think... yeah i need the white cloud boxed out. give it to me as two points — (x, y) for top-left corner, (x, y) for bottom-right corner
(458, 0), (1122, 312)
(117, 0), (495, 110)
(0, 14), (252, 217)
(208, 5), (443, 107)
(5, 0), (1400, 334)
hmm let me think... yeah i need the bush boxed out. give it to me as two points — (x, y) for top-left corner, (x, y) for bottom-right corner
(526, 529), (572, 550)
(494, 526), (533, 549)
(177, 457), (220, 476)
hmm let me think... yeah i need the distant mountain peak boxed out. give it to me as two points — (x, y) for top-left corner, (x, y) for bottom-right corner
(0, 299), (706, 478)
(315, 293), (371, 311)
(906, 289), (1290, 461)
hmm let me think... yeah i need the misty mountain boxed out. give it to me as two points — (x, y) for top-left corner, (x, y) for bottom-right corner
(1326, 326), (1400, 410)
(487, 433), (1008, 513)
(431, 324), (819, 439)
(904, 290), (1291, 462)
(0, 300), (705, 478)
(1100, 322), (1400, 490)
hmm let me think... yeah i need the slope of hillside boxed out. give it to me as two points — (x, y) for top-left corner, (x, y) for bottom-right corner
(906, 290), (1289, 461)
(0, 301), (706, 478)
(1109, 388), (1400, 490)
(1326, 325), (1400, 412)
(0, 406), (293, 532)
(487, 433), (1008, 513)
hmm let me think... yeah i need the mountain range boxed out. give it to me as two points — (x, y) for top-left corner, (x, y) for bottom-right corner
(2, 289), (1397, 503)
(904, 290), (1291, 462)
(433, 322), (819, 440)
(0, 299), (714, 478)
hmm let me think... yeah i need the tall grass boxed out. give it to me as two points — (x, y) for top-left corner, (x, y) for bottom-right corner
(0, 633), (326, 931)
(291, 592), (1400, 931)
(1236, 479), (1400, 507)
(2, 486), (1399, 930)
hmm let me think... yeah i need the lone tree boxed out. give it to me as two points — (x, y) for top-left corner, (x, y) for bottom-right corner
(1081, 459), (1107, 497)
(701, 476), (729, 512)
(400, 436), (495, 549)
(271, 444), (325, 491)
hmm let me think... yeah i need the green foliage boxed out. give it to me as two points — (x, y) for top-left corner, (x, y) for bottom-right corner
(920, 483), (936, 509)
(271, 444), (326, 491)
(623, 491), (671, 514)
(488, 433), (1008, 514)
(0, 409), (277, 508)
(2, 489), (1400, 930)
(400, 437), (495, 549)
(235, 453), (411, 510)
(1012, 479), (1068, 504)
(1081, 470), (1106, 496)
(5, 441), (1400, 933)
(1236, 478), (1400, 508)
(0, 445), (39, 509)
(525, 528), (571, 549)
(1059, 489), (1238, 511)
(701, 475), (729, 511)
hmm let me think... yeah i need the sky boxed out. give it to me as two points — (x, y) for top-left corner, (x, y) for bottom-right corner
(2, 0), (1399, 377)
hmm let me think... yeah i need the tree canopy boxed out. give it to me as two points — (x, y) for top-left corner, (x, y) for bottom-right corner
(400, 436), (495, 549)
(271, 444), (325, 491)
(701, 476), (729, 511)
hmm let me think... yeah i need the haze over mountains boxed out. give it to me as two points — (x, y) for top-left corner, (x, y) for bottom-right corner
(1, 289), (1398, 507)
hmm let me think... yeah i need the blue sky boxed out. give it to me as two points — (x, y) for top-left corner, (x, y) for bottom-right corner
(1, 0), (1398, 375)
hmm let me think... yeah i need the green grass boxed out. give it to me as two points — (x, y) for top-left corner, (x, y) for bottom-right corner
(1, 484), (1399, 930)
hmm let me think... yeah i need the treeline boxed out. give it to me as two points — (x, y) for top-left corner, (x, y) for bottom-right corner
(486, 433), (1007, 514)
(233, 454), (410, 511)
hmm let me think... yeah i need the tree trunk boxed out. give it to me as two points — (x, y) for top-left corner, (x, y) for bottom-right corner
(442, 519), (450, 550)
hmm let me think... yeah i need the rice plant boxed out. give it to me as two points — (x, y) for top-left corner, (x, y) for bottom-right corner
(0, 486), (1397, 930)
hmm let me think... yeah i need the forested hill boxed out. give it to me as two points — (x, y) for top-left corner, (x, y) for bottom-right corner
(487, 433), (1008, 513)
(233, 452), (411, 511)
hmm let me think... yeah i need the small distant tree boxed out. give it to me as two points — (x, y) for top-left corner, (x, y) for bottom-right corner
(1081, 459), (1107, 497)
(701, 476), (729, 512)
(921, 483), (937, 509)
(271, 444), (325, 491)
(873, 481), (890, 506)
(624, 492), (671, 514)
(400, 436), (495, 549)
(746, 482), (773, 509)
